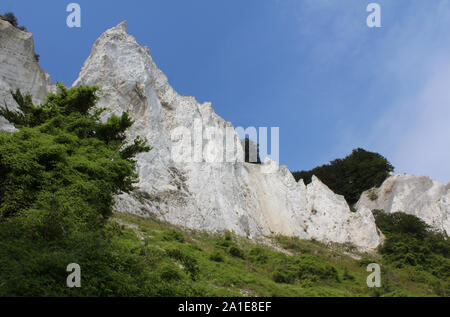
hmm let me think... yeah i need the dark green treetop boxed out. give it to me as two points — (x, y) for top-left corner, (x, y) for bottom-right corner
(292, 148), (394, 205)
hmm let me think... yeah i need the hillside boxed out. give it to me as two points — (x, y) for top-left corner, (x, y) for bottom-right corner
(3, 210), (445, 296)
(110, 212), (450, 297)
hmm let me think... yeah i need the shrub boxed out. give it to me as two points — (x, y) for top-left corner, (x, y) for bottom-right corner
(159, 263), (183, 281)
(228, 246), (245, 259)
(368, 190), (378, 201)
(248, 247), (269, 264)
(373, 210), (450, 280)
(342, 267), (355, 281)
(294, 255), (340, 282)
(224, 231), (233, 241)
(272, 267), (296, 284)
(161, 229), (185, 243)
(274, 235), (312, 253)
(166, 249), (199, 280)
(373, 210), (430, 240)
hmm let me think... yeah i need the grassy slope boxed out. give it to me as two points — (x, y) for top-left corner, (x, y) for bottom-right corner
(112, 212), (439, 297)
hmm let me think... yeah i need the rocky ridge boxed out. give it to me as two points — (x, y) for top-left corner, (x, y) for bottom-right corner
(1, 20), (448, 251)
(71, 22), (380, 250)
(356, 174), (450, 235)
(0, 18), (52, 131)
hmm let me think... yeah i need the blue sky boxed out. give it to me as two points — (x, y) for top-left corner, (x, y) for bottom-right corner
(2, 0), (450, 183)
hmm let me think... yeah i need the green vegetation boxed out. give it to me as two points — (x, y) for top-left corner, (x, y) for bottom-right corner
(368, 189), (378, 201)
(0, 86), (151, 296)
(0, 210), (440, 297)
(373, 210), (450, 296)
(292, 148), (394, 205)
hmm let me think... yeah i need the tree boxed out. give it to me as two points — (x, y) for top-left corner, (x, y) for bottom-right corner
(0, 85), (156, 296)
(292, 148), (394, 205)
(0, 84), (150, 235)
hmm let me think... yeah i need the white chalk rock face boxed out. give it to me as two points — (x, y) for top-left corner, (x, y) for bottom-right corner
(0, 20), (381, 250)
(0, 18), (51, 131)
(356, 174), (450, 235)
(71, 22), (382, 250)
(71, 22), (381, 250)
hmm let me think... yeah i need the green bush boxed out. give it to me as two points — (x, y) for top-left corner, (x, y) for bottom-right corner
(216, 238), (233, 248)
(374, 210), (450, 281)
(373, 210), (430, 239)
(368, 190), (378, 201)
(293, 255), (340, 282)
(166, 248), (200, 280)
(224, 231), (233, 241)
(248, 247), (269, 264)
(270, 254), (339, 285)
(215, 233), (245, 259)
(228, 246), (245, 259)
(209, 250), (225, 262)
(272, 267), (296, 284)
(161, 229), (185, 243)
(342, 267), (355, 281)
(159, 263), (183, 281)
(275, 235), (307, 253)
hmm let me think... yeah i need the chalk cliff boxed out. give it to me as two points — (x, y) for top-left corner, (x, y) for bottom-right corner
(15, 21), (450, 251)
(0, 18), (51, 131)
(70, 22), (381, 250)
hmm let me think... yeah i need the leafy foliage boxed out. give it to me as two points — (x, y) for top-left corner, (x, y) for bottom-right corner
(292, 148), (394, 205)
(373, 210), (450, 294)
(0, 85), (150, 226)
(372, 210), (430, 240)
(0, 86), (154, 295)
